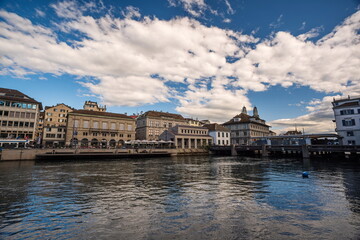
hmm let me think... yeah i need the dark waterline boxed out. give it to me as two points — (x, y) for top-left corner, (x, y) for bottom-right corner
(1, 156), (360, 239)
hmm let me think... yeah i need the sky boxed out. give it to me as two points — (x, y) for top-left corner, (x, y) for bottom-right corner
(0, 0), (359, 134)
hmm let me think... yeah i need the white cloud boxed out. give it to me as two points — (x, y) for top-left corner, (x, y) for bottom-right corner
(35, 8), (46, 18)
(121, 6), (141, 19)
(168, 0), (207, 17)
(224, 0), (235, 15)
(0, 6), (359, 133)
(269, 14), (284, 29)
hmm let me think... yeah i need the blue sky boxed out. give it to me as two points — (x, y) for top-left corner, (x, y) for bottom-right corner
(0, 0), (359, 133)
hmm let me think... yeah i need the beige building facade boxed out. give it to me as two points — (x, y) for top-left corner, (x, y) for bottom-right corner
(136, 111), (188, 140)
(0, 88), (42, 144)
(159, 125), (212, 149)
(66, 110), (136, 148)
(42, 103), (73, 147)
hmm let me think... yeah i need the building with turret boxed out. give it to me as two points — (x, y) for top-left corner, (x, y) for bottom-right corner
(222, 106), (271, 145)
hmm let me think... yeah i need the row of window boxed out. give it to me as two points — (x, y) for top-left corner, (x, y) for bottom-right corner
(81, 132), (131, 138)
(45, 118), (66, 122)
(340, 109), (360, 115)
(180, 129), (207, 135)
(0, 111), (36, 119)
(342, 119), (356, 126)
(1, 120), (35, 128)
(0, 101), (37, 109)
(46, 113), (67, 117)
(45, 134), (65, 138)
(217, 140), (229, 145)
(74, 120), (133, 131)
(217, 132), (229, 138)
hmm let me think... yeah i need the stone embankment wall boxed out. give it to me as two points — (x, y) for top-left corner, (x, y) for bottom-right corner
(0, 148), (208, 161)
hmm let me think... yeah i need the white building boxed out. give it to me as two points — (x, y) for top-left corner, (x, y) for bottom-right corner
(203, 123), (230, 146)
(332, 96), (360, 145)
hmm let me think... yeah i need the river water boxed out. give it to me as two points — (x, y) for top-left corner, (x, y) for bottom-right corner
(0, 156), (360, 239)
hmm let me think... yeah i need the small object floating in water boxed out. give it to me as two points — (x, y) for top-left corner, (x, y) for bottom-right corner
(302, 172), (309, 178)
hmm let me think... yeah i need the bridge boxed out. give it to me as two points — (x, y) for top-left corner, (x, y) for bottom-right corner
(210, 145), (360, 159)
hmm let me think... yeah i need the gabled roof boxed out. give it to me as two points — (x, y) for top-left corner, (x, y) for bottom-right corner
(141, 111), (185, 120)
(0, 87), (42, 109)
(203, 123), (230, 132)
(70, 110), (133, 119)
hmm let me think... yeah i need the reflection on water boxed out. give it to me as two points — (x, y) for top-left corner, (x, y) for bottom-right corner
(1, 156), (360, 239)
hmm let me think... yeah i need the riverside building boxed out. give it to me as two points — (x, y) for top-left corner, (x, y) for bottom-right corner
(0, 88), (42, 144)
(332, 96), (360, 145)
(223, 106), (271, 145)
(203, 123), (230, 146)
(159, 125), (212, 149)
(42, 103), (73, 147)
(65, 110), (136, 148)
(136, 111), (188, 140)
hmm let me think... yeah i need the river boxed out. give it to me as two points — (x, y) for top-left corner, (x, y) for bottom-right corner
(1, 156), (360, 239)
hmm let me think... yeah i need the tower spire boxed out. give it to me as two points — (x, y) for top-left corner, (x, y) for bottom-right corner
(241, 106), (247, 114)
(253, 106), (259, 117)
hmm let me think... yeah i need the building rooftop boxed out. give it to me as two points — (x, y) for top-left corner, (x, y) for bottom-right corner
(0, 87), (42, 109)
(70, 110), (133, 119)
(223, 113), (269, 127)
(44, 103), (73, 110)
(203, 123), (230, 132)
(141, 111), (185, 120)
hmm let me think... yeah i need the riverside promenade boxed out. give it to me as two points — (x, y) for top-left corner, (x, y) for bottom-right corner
(0, 148), (209, 161)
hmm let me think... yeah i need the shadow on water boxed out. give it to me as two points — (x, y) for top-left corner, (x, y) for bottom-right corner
(1, 156), (360, 239)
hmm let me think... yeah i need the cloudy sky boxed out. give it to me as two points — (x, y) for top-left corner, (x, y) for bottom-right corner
(0, 0), (359, 133)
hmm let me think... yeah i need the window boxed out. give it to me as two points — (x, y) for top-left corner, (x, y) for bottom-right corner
(82, 120), (88, 128)
(169, 123), (172, 128)
(20, 112), (25, 118)
(218, 132), (220, 137)
(342, 119), (355, 126)
(340, 109), (355, 115)
(57, 134), (62, 138)
(30, 113), (35, 119)
(9, 111), (15, 117)
(93, 121), (99, 128)
(348, 140), (356, 145)
(102, 122), (108, 129)
(93, 133), (98, 136)
(83, 132), (88, 136)
(2, 121), (7, 126)
(74, 120), (79, 128)
(102, 133), (107, 137)
(24, 122), (29, 127)
(127, 125), (132, 131)
(22, 103), (27, 108)
(111, 123), (116, 130)
(8, 121), (13, 126)
(26, 113), (31, 118)
(111, 133), (116, 137)
(14, 121), (18, 127)
(5, 101), (10, 106)
(3, 111), (9, 116)
(218, 140), (221, 145)
(29, 122), (34, 127)
(119, 124), (125, 130)
(127, 134), (132, 138)
(27, 104), (32, 109)
(347, 131), (354, 136)
(32, 105), (37, 109)
(222, 132), (224, 138)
